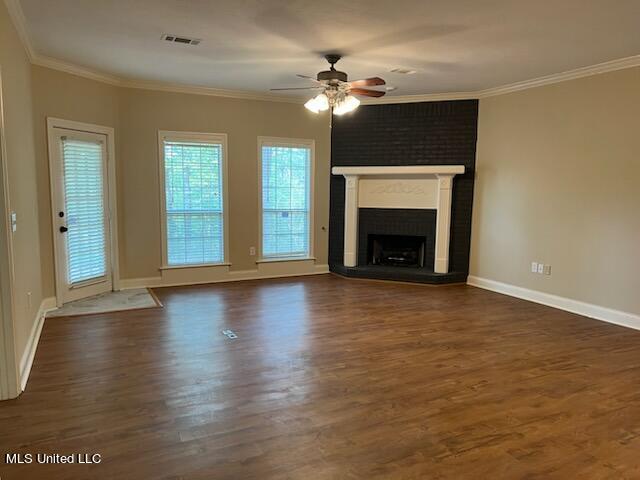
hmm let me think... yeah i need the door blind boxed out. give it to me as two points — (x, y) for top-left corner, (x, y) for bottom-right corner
(164, 141), (224, 265)
(62, 139), (107, 284)
(261, 145), (311, 257)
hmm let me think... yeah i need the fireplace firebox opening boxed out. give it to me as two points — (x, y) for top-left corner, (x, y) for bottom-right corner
(368, 234), (426, 268)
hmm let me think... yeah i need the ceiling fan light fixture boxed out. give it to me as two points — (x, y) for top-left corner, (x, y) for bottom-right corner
(333, 95), (360, 116)
(304, 97), (321, 113)
(315, 93), (329, 111)
(304, 93), (330, 114)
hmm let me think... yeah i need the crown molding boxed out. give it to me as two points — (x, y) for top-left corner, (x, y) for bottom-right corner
(477, 54), (640, 98)
(6, 0), (640, 105)
(120, 79), (304, 104)
(30, 54), (303, 104)
(3, 0), (35, 60)
(362, 90), (478, 104)
(367, 54), (640, 103)
(31, 54), (122, 86)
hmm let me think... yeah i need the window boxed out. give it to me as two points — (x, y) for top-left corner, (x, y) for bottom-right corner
(159, 132), (227, 267)
(259, 138), (314, 259)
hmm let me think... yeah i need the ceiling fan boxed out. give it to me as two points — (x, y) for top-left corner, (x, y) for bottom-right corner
(271, 54), (387, 117)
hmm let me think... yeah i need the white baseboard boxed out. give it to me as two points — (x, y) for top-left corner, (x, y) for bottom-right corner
(19, 296), (56, 391)
(120, 264), (330, 290)
(119, 276), (162, 289)
(467, 275), (640, 331)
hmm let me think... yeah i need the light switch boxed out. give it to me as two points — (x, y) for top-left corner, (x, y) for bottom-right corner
(531, 262), (538, 273)
(537, 263), (544, 274)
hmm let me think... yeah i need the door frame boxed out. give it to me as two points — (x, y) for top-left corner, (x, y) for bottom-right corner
(47, 118), (120, 307)
(0, 67), (19, 400)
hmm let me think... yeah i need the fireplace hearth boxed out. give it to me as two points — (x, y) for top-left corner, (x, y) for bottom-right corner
(368, 234), (425, 268)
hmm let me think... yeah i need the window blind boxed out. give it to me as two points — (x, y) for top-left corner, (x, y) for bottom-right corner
(261, 145), (311, 258)
(62, 139), (107, 284)
(164, 141), (224, 265)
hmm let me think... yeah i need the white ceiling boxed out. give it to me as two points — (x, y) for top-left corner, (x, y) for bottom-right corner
(19, 0), (640, 97)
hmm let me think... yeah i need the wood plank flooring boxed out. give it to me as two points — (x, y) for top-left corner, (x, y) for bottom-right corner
(1, 274), (640, 479)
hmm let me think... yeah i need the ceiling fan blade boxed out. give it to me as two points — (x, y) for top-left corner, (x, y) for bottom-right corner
(347, 77), (386, 88)
(270, 87), (322, 91)
(297, 74), (322, 84)
(349, 88), (386, 98)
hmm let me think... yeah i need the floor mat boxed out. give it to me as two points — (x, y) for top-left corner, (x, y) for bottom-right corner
(46, 288), (162, 318)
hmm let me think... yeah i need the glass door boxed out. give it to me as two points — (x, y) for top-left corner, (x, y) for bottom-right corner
(50, 128), (112, 305)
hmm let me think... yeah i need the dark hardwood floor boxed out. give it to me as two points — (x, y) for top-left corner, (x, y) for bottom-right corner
(1, 274), (640, 479)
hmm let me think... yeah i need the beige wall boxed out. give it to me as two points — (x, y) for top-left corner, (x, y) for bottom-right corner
(118, 88), (330, 278)
(0, 0), (43, 359)
(31, 66), (119, 297)
(28, 66), (330, 289)
(472, 67), (640, 315)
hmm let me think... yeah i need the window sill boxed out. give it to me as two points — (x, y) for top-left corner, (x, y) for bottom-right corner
(256, 256), (316, 264)
(160, 262), (231, 270)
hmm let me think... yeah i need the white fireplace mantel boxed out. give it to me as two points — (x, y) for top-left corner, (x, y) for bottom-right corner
(332, 166), (464, 176)
(331, 165), (465, 273)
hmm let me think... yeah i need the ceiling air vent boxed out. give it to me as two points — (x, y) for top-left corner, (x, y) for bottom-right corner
(161, 34), (201, 46)
(389, 67), (417, 75)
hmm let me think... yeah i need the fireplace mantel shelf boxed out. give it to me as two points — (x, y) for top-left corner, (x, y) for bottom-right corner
(331, 165), (465, 176)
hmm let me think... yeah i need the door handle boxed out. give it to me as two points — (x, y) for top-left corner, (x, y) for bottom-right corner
(59, 226), (68, 233)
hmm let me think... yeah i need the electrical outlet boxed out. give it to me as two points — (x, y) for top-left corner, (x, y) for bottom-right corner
(11, 212), (17, 232)
(537, 263), (544, 274)
(249, 246), (256, 256)
(543, 265), (552, 275)
(531, 262), (538, 273)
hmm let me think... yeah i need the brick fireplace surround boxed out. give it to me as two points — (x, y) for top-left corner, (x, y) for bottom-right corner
(329, 99), (478, 284)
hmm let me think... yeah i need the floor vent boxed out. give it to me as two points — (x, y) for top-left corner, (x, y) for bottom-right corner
(161, 34), (201, 46)
(222, 329), (238, 339)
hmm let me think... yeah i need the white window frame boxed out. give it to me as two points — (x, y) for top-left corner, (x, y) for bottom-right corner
(257, 136), (315, 262)
(158, 130), (230, 269)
